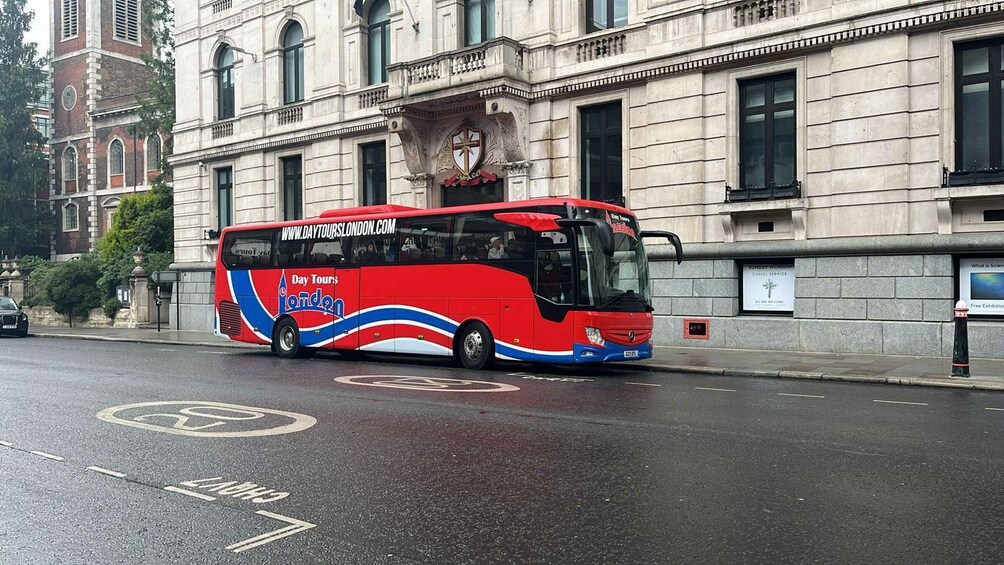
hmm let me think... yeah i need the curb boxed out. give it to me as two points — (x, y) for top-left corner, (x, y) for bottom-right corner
(637, 362), (1004, 392)
(28, 332), (1004, 392)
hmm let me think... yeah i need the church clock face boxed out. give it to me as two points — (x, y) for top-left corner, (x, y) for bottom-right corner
(61, 85), (77, 110)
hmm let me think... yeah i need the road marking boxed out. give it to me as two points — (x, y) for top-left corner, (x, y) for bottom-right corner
(156, 348), (177, 352)
(30, 451), (64, 461)
(335, 375), (519, 393)
(226, 510), (316, 553)
(985, 407), (1004, 411)
(778, 393), (826, 399)
(87, 466), (126, 478)
(873, 400), (928, 406)
(694, 387), (736, 393)
(164, 486), (217, 501)
(0, 440), (13, 447)
(97, 401), (317, 438)
(626, 382), (662, 387)
(200, 351), (234, 355)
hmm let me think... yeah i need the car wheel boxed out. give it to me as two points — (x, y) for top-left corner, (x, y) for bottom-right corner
(273, 318), (304, 359)
(457, 321), (495, 370)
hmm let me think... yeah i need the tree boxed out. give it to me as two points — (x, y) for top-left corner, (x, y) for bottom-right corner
(137, 0), (175, 162)
(0, 0), (51, 257)
(45, 256), (102, 317)
(96, 183), (174, 297)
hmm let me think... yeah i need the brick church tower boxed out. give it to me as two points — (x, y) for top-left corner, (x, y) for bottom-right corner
(49, 0), (162, 259)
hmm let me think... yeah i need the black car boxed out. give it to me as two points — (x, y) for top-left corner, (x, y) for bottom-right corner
(0, 297), (29, 337)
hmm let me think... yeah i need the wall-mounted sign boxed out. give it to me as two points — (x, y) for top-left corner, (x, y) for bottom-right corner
(742, 262), (795, 312)
(959, 258), (1004, 316)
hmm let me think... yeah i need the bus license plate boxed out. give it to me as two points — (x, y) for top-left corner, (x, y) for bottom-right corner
(2, 325), (15, 330)
(624, 350), (638, 358)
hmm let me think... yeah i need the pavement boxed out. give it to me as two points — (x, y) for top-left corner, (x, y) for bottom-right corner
(22, 325), (1004, 391)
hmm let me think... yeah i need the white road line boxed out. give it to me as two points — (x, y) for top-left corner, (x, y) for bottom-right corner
(30, 451), (64, 461)
(156, 348), (177, 352)
(694, 386), (736, 392)
(87, 466), (126, 478)
(226, 511), (317, 553)
(985, 407), (1004, 411)
(778, 393), (826, 399)
(200, 351), (233, 355)
(164, 486), (217, 501)
(0, 440), (13, 447)
(625, 382), (662, 387)
(873, 400), (928, 406)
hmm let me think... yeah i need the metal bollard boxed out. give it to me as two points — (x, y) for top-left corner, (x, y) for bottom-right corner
(951, 300), (970, 378)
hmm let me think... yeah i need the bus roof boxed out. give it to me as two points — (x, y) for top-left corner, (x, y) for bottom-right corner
(222, 198), (635, 234)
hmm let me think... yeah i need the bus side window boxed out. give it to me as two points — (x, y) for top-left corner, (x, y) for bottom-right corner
(225, 230), (274, 270)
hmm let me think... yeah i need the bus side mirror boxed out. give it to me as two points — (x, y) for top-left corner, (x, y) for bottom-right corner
(556, 218), (614, 257)
(639, 230), (683, 264)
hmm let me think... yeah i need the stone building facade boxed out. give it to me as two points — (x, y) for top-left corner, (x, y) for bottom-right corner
(49, 0), (166, 260)
(171, 0), (1004, 355)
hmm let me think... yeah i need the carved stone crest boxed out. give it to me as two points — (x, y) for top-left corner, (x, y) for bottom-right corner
(451, 128), (484, 178)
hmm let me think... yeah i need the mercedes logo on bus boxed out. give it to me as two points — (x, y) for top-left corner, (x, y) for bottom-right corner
(628, 330), (636, 342)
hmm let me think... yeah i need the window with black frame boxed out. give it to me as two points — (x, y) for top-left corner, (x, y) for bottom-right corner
(217, 46), (235, 120)
(465, 0), (495, 46)
(950, 39), (1004, 186)
(216, 167), (233, 230)
(368, 0), (390, 85)
(361, 141), (386, 205)
(587, 0), (627, 33)
(735, 73), (797, 201)
(282, 23), (305, 104)
(282, 156), (303, 221)
(581, 101), (623, 206)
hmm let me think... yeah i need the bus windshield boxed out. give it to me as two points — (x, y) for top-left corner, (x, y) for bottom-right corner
(575, 208), (651, 312)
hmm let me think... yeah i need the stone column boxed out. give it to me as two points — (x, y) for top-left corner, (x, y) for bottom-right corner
(503, 161), (531, 202)
(0, 256), (9, 297)
(406, 173), (433, 209)
(9, 257), (25, 301)
(129, 247), (150, 325)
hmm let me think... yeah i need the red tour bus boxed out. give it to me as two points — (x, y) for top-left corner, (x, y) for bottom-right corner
(214, 198), (682, 369)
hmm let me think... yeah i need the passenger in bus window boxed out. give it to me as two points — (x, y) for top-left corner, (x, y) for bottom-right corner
(538, 251), (565, 301)
(488, 236), (508, 260)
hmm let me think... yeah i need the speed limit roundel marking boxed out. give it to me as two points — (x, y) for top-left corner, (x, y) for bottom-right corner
(334, 376), (519, 392)
(96, 401), (317, 437)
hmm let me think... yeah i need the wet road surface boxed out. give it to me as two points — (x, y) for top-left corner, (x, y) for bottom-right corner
(2, 336), (1003, 564)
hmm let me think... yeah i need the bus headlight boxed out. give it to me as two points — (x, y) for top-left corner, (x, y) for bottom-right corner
(585, 327), (605, 347)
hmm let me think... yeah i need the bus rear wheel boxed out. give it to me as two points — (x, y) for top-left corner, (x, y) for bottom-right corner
(457, 322), (495, 371)
(274, 318), (311, 359)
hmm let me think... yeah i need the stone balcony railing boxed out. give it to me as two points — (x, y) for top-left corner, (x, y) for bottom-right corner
(271, 104), (306, 128)
(386, 37), (529, 101)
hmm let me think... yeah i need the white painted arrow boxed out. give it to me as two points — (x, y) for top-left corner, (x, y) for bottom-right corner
(226, 510), (316, 553)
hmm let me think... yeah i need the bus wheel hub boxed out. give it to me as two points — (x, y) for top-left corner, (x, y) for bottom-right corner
(464, 332), (482, 358)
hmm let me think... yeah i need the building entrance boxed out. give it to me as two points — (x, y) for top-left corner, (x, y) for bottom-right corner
(442, 180), (504, 207)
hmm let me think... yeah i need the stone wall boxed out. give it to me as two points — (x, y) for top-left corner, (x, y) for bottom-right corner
(172, 269), (215, 331)
(26, 306), (135, 328)
(651, 254), (1004, 358)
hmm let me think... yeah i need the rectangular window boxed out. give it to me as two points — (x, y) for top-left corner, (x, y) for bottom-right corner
(465, 0), (496, 46)
(361, 141), (386, 206)
(216, 167), (233, 230)
(35, 116), (51, 140)
(739, 73), (796, 191)
(580, 101), (623, 206)
(221, 230), (274, 270)
(281, 156), (303, 221)
(113, 0), (140, 42)
(955, 39), (1004, 175)
(587, 0), (627, 33)
(62, 0), (78, 39)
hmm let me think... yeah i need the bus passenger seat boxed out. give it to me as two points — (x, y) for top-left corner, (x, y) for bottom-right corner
(276, 253), (290, 266)
(330, 254), (343, 264)
(239, 255), (254, 268)
(292, 252), (304, 265)
(433, 247), (445, 260)
(312, 253), (328, 264)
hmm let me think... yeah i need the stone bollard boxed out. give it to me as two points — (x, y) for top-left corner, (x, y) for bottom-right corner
(951, 300), (970, 378)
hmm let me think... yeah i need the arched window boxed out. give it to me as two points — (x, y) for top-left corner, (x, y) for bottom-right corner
(282, 23), (304, 104)
(368, 0), (390, 85)
(61, 145), (76, 194)
(465, 0), (495, 46)
(109, 139), (125, 187)
(63, 203), (79, 231)
(146, 134), (162, 171)
(217, 46), (235, 119)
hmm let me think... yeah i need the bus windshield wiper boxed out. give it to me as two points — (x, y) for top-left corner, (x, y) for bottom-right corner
(596, 290), (651, 311)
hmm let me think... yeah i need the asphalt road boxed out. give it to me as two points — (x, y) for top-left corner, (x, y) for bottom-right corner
(1, 336), (1003, 564)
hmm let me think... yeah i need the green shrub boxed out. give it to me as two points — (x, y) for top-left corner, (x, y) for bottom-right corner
(103, 298), (122, 319)
(44, 257), (102, 317)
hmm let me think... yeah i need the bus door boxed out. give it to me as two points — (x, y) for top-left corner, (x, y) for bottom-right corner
(299, 237), (352, 350)
(354, 234), (398, 353)
(532, 231), (575, 361)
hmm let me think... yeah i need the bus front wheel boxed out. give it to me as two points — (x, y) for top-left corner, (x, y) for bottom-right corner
(457, 322), (495, 371)
(274, 318), (310, 359)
